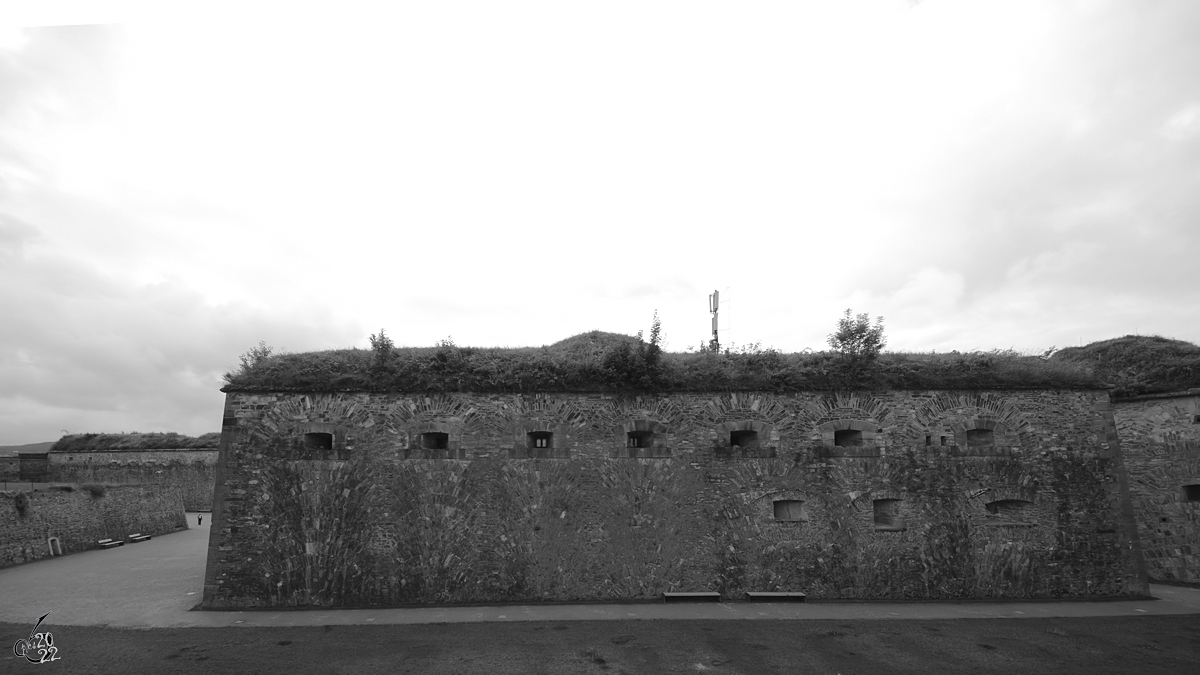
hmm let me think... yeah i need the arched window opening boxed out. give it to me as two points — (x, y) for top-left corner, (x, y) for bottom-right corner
(985, 499), (1035, 527)
(873, 499), (906, 532)
(834, 430), (863, 447)
(773, 500), (808, 522)
(421, 432), (449, 450)
(966, 428), (995, 449)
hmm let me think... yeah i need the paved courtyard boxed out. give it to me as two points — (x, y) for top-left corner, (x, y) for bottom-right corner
(1, 513), (1198, 629)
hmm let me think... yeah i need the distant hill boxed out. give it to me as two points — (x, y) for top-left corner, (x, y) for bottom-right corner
(1052, 335), (1200, 398)
(0, 441), (55, 456)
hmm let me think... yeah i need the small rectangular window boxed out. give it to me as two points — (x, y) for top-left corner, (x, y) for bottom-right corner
(627, 431), (654, 448)
(301, 432), (334, 460)
(985, 499), (1035, 526)
(873, 499), (906, 532)
(940, 436), (947, 446)
(925, 435), (932, 446)
(834, 430), (863, 447)
(421, 432), (449, 450)
(526, 431), (554, 455)
(773, 500), (808, 522)
(730, 430), (759, 449)
(966, 429), (995, 448)
(1184, 484), (1200, 502)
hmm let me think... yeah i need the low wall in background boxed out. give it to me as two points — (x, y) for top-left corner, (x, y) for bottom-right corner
(48, 449), (217, 511)
(0, 484), (188, 568)
(0, 456), (18, 481)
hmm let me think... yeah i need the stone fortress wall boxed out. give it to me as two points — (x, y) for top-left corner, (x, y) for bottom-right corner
(0, 455), (20, 481)
(0, 484), (188, 568)
(46, 448), (218, 511)
(1113, 391), (1200, 584)
(203, 388), (1148, 609)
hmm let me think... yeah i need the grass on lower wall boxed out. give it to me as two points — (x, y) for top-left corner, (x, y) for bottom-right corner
(221, 331), (1104, 393)
(50, 432), (222, 453)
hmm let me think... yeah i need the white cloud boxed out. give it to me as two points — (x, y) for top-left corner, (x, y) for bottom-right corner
(1, 4), (1198, 442)
(1163, 103), (1200, 141)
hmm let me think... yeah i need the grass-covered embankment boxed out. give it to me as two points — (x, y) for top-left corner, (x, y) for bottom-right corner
(50, 432), (221, 453)
(222, 331), (1104, 393)
(1052, 335), (1200, 398)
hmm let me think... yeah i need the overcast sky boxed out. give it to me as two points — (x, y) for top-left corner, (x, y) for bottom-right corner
(2, 1), (1198, 444)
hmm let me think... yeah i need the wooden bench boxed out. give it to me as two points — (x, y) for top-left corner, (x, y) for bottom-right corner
(663, 592), (721, 603)
(746, 591), (807, 602)
(128, 533), (151, 543)
(97, 538), (123, 549)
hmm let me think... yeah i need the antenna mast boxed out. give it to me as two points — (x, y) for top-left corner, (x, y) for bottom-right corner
(708, 290), (719, 351)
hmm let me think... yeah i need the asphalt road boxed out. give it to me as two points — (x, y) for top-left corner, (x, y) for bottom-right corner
(4, 615), (1200, 674)
(2, 514), (1199, 673)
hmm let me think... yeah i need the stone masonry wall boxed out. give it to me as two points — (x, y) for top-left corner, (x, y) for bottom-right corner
(203, 389), (1147, 608)
(48, 449), (217, 511)
(0, 456), (18, 481)
(0, 484), (188, 568)
(1115, 394), (1200, 583)
(18, 454), (49, 481)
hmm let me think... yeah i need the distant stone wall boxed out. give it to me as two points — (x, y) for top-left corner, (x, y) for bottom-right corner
(0, 456), (18, 481)
(0, 484), (188, 568)
(18, 453), (49, 482)
(48, 449), (217, 511)
(1115, 393), (1200, 584)
(204, 389), (1147, 608)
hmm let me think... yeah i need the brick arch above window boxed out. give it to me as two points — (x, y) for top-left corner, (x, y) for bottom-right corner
(816, 419), (881, 457)
(611, 419), (671, 459)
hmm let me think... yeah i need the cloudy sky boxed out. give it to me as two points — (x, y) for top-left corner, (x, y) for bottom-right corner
(1, 1), (1198, 444)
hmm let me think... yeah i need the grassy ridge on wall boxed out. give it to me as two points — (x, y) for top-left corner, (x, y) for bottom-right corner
(1052, 335), (1200, 398)
(222, 331), (1104, 393)
(51, 432), (222, 453)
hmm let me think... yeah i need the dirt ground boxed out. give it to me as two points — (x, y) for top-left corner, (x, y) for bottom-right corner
(4, 615), (1199, 675)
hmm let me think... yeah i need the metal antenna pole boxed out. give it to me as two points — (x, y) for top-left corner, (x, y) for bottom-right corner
(708, 290), (719, 350)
